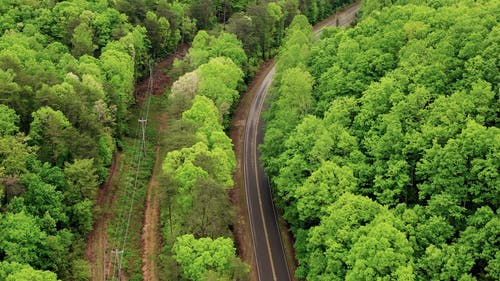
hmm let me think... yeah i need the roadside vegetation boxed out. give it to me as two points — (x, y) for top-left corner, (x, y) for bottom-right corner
(158, 41), (248, 279)
(261, 0), (499, 280)
(157, 1), (358, 280)
(8, 0), (486, 280)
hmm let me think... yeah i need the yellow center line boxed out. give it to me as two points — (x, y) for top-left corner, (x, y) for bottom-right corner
(246, 3), (360, 280)
(253, 77), (278, 281)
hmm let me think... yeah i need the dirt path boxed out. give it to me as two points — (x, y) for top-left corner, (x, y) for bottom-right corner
(86, 153), (122, 281)
(86, 45), (188, 281)
(141, 116), (166, 281)
(135, 44), (190, 98)
(140, 47), (189, 281)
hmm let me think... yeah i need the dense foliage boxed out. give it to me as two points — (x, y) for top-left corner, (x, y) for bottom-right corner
(158, 1), (358, 279)
(0, 0), (359, 279)
(171, 0), (358, 78)
(159, 29), (248, 280)
(0, 0), (210, 279)
(0, 0), (178, 277)
(262, 0), (499, 280)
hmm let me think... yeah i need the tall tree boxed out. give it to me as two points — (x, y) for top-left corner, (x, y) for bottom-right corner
(173, 234), (248, 281)
(29, 106), (74, 166)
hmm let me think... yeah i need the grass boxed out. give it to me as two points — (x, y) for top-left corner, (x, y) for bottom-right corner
(105, 96), (164, 280)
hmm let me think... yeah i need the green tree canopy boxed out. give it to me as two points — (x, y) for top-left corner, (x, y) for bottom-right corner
(261, 1), (500, 280)
(173, 234), (248, 281)
(0, 104), (19, 136)
(0, 261), (59, 281)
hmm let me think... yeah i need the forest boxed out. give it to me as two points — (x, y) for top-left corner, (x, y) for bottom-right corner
(0, 0), (356, 280)
(156, 0), (356, 279)
(261, 0), (499, 280)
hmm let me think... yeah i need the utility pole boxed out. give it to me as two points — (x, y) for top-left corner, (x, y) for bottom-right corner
(139, 118), (147, 157)
(110, 249), (124, 280)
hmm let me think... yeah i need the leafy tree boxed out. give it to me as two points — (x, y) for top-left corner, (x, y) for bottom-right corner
(69, 259), (91, 281)
(186, 30), (211, 68)
(417, 243), (476, 281)
(182, 95), (222, 140)
(171, 70), (200, 100)
(417, 121), (499, 209)
(115, 26), (151, 79)
(190, 0), (216, 29)
(186, 31), (247, 70)
(114, 0), (147, 24)
(20, 173), (68, 226)
(275, 16), (312, 77)
(166, 157), (209, 212)
(0, 211), (47, 266)
(187, 177), (233, 238)
(246, 4), (272, 60)
(267, 2), (285, 53)
(157, 0), (196, 44)
(144, 11), (173, 57)
(173, 234), (248, 281)
(69, 199), (94, 236)
(418, 207), (498, 280)
(226, 12), (258, 61)
(63, 158), (99, 204)
(414, 215), (454, 251)
(210, 32), (247, 69)
(71, 21), (96, 57)
(268, 115), (324, 209)
(0, 104), (19, 136)
(164, 140), (235, 192)
(99, 46), (134, 135)
(276, 67), (314, 117)
(37, 229), (74, 277)
(295, 161), (357, 226)
(345, 214), (415, 281)
(0, 134), (32, 179)
(261, 67), (314, 179)
(0, 261), (59, 281)
(197, 57), (244, 117)
(449, 207), (499, 280)
(0, 70), (22, 123)
(303, 193), (384, 280)
(29, 106), (73, 166)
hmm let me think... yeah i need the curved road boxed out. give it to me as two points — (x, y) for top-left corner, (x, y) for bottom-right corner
(242, 2), (361, 281)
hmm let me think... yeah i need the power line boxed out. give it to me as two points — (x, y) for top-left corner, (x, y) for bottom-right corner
(110, 61), (155, 280)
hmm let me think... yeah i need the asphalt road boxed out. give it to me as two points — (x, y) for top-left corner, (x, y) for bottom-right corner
(242, 2), (361, 281)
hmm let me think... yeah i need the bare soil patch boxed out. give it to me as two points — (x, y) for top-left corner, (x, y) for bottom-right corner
(86, 153), (122, 281)
(86, 44), (189, 281)
(139, 46), (189, 281)
(141, 112), (167, 281)
(135, 44), (190, 99)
